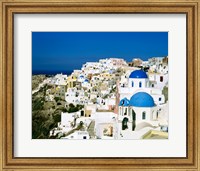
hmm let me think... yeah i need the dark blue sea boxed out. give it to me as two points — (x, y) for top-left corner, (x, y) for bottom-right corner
(32, 70), (73, 76)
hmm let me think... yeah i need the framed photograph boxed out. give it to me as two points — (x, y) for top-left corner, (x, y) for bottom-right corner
(0, 0), (199, 170)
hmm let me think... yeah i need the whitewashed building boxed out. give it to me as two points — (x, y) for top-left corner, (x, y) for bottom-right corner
(117, 69), (168, 138)
(119, 70), (165, 105)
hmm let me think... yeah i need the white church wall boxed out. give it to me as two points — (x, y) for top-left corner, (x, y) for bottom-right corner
(132, 107), (152, 124)
(128, 78), (147, 89)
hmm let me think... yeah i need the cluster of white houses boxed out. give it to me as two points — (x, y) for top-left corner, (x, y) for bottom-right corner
(39, 57), (169, 139)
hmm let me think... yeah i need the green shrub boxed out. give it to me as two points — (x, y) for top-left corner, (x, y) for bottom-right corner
(54, 97), (61, 102)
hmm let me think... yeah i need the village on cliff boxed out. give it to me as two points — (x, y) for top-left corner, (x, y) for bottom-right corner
(33, 57), (169, 139)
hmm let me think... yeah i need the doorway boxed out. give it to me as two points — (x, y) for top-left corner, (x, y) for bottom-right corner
(122, 117), (129, 130)
(132, 109), (136, 131)
(81, 110), (84, 117)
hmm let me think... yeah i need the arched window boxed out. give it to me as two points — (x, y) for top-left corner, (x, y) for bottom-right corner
(139, 81), (142, 87)
(132, 81), (134, 87)
(142, 111), (146, 120)
(124, 108), (127, 115)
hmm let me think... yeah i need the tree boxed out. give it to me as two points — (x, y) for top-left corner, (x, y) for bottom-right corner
(54, 97), (61, 102)
(69, 103), (75, 108)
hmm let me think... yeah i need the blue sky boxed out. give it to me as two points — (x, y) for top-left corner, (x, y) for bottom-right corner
(32, 32), (168, 72)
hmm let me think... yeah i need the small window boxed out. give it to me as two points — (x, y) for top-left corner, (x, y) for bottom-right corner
(124, 108), (127, 115)
(152, 84), (154, 87)
(132, 81), (134, 87)
(160, 76), (163, 82)
(159, 97), (162, 101)
(139, 82), (142, 87)
(142, 111), (146, 120)
(83, 136), (87, 139)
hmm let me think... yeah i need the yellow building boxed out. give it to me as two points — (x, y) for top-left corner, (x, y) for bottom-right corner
(100, 73), (114, 80)
(67, 75), (77, 88)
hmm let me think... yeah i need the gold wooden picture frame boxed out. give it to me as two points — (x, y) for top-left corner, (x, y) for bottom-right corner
(0, 0), (200, 170)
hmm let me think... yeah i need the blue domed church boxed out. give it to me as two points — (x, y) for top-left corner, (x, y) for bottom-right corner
(117, 70), (165, 136)
(119, 69), (165, 105)
(128, 69), (149, 88)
